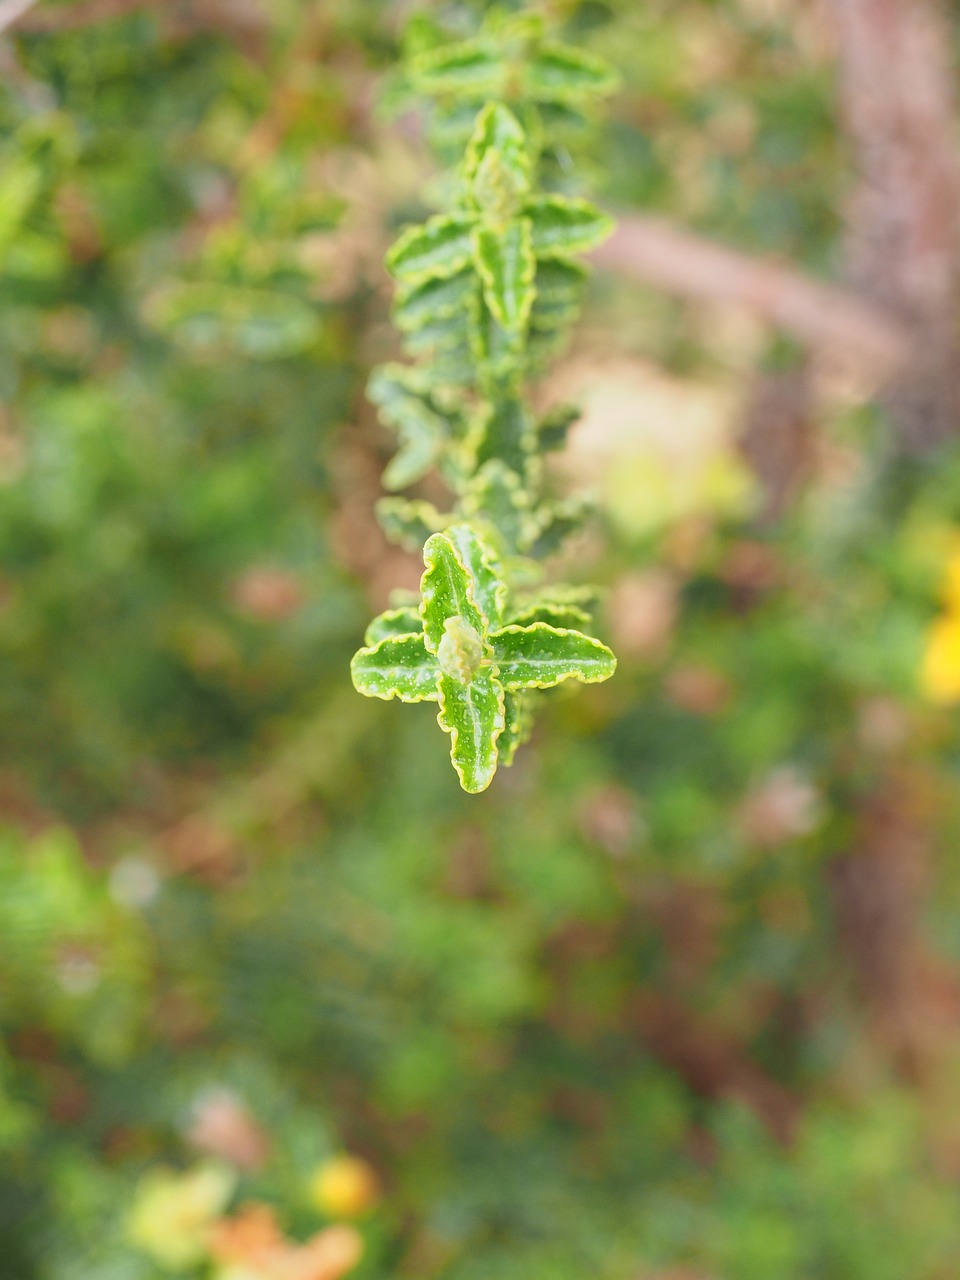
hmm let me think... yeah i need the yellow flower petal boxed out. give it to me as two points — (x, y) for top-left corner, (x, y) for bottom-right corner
(308, 1156), (378, 1219)
(921, 614), (960, 704)
(944, 551), (960, 612)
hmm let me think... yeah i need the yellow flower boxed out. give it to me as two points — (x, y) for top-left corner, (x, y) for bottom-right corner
(126, 1161), (236, 1269)
(308, 1155), (379, 1219)
(943, 550), (960, 613)
(921, 613), (960, 704)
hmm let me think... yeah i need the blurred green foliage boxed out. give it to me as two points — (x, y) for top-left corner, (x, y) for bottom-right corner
(4, 2), (960, 1278)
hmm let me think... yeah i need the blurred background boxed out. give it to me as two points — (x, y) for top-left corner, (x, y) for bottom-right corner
(4, 0), (960, 1277)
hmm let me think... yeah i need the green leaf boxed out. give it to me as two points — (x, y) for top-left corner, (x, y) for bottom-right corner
(498, 691), (534, 767)
(144, 283), (321, 359)
(420, 530), (489, 652)
(537, 403), (580, 451)
(527, 325), (571, 370)
(426, 101), (488, 155)
(368, 364), (451, 489)
(437, 669), (505, 793)
(528, 496), (593, 559)
(386, 213), (477, 283)
(376, 497), (448, 551)
(428, 343), (478, 388)
(0, 155), (43, 258)
(530, 306), (579, 347)
(363, 607), (423, 647)
(463, 460), (535, 554)
(408, 42), (507, 99)
(521, 43), (621, 104)
(351, 634), (440, 703)
(539, 98), (591, 125)
(472, 218), (536, 333)
(402, 11), (446, 61)
(368, 363), (445, 417)
(464, 102), (528, 174)
(400, 307), (473, 356)
(392, 269), (475, 332)
(507, 602), (592, 631)
(534, 258), (587, 304)
(468, 291), (523, 381)
(524, 195), (614, 259)
(517, 583), (599, 610)
(383, 443), (439, 492)
(464, 103), (530, 216)
(445, 523), (506, 630)
(490, 623), (616, 690)
(530, 289), (581, 334)
(484, 9), (546, 44)
(472, 393), (536, 474)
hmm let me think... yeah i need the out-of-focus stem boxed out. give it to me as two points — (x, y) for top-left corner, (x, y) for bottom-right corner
(593, 213), (912, 379)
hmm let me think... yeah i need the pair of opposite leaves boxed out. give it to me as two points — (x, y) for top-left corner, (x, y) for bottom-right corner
(351, 526), (615, 792)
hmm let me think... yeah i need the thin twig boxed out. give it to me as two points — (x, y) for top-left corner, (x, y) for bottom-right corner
(592, 213), (913, 378)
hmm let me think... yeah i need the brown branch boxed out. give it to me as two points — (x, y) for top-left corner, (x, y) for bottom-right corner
(592, 214), (912, 378)
(739, 369), (816, 525)
(827, 766), (960, 1082)
(631, 991), (801, 1144)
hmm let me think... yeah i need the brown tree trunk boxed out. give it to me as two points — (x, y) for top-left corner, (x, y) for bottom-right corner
(832, 0), (960, 449)
(826, 766), (960, 1081)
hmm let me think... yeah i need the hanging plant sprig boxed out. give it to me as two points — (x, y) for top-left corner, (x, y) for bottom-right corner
(351, 10), (620, 793)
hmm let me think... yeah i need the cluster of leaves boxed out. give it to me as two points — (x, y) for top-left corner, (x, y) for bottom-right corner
(0, 828), (149, 1066)
(353, 525), (615, 791)
(352, 12), (621, 792)
(7, 4), (960, 1280)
